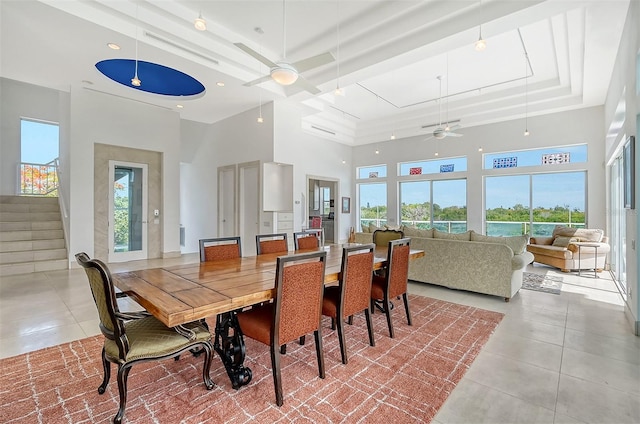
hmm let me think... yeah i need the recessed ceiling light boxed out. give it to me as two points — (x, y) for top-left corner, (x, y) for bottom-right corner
(107, 43), (120, 50)
(375, 150), (379, 154)
(176, 104), (184, 108)
(216, 82), (225, 87)
(342, 160), (346, 164)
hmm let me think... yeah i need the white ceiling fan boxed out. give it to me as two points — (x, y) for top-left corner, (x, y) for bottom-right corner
(425, 75), (463, 140)
(234, 0), (334, 95)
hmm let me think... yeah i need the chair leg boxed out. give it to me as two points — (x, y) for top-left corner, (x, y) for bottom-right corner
(314, 329), (326, 379)
(270, 344), (284, 406)
(364, 308), (375, 347)
(200, 342), (215, 390)
(98, 347), (110, 394)
(280, 344), (286, 355)
(331, 317), (336, 330)
(347, 315), (354, 325)
(299, 335), (306, 345)
(384, 297), (395, 338)
(114, 364), (132, 424)
(402, 293), (412, 326)
(336, 315), (348, 364)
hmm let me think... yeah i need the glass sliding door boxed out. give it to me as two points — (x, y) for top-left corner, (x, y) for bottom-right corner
(531, 172), (586, 236)
(433, 179), (467, 232)
(109, 161), (148, 262)
(400, 181), (431, 228)
(485, 175), (530, 236)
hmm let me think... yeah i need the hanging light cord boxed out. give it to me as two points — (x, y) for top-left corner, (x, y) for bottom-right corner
(282, 0), (287, 59)
(336, 0), (340, 89)
(525, 52), (529, 134)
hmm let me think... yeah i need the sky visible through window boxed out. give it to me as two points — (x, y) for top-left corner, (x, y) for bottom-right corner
(359, 146), (587, 210)
(21, 119), (59, 164)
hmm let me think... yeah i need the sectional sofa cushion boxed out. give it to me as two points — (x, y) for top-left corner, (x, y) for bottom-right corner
(552, 226), (603, 242)
(402, 226), (433, 238)
(433, 229), (472, 240)
(469, 231), (529, 254)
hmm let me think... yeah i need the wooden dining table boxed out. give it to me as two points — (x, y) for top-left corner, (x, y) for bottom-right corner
(112, 243), (424, 389)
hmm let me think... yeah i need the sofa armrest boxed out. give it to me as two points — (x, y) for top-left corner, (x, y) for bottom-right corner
(530, 236), (554, 245)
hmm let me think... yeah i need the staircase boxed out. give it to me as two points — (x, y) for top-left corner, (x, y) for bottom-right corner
(0, 195), (68, 276)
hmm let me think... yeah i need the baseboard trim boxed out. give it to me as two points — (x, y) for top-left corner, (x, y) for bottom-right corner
(623, 302), (640, 336)
(162, 251), (181, 259)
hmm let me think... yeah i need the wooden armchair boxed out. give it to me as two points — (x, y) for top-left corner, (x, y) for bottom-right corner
(75, 252), (214, 424)
(236, 250), (327, 406)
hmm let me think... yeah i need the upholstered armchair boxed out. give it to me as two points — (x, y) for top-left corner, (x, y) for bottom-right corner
(527, 226), (610, 273)
(75, 253), (214, 424)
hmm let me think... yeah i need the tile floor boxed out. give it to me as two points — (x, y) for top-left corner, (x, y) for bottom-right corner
(1, 255), (638, 423)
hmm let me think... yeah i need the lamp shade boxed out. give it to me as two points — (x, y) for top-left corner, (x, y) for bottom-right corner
(271, 63), (298, 85)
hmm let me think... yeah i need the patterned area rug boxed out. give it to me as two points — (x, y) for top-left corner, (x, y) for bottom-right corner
(522, 272), (563, 295)
(0, 295), (503, 424)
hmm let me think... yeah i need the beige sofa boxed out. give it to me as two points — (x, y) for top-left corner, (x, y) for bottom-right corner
(526, 226), (609, 273)
(355, 225), (533, 301)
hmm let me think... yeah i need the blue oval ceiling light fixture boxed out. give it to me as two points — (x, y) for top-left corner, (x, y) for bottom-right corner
(95, 59), (205, 97)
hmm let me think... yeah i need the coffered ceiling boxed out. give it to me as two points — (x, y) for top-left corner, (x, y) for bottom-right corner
(0, 1), (630, 146)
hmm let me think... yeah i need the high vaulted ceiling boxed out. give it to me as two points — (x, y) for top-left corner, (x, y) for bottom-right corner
(0, 1), (630, 146)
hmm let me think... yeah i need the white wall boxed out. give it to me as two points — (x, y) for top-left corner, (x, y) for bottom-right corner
(272, 101), (354, 242)
(353, 106), (606, 233)
(69, 87), (181, 259)
(603, 0), (639, 334)
(179, 103), (275, 253)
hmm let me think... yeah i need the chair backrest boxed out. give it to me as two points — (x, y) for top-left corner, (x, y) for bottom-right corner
(303, 228), (324, 246)
(199, 236), (242, 262)
(340, 244), (375, 317)
(256, 233), (289, 255)
(75, 252), (129, 358)
(272, 251), (326, 346)
(372, 229), (404, 247)
(384, 238), (411, 298)
(293, 231), (320, 250)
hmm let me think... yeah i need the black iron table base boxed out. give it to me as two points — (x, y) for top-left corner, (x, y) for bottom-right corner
(214, 312), (252, 389)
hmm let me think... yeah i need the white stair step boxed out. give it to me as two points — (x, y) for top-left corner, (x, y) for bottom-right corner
(0, 211), (61, 222)
(0, 229), (64, 242)
(0, 239), (65, 253)
(0, 248), (67, 265)
(0, 203), (60, 213)
(0, 258), (68, 276)
(0, 195), (58, 205)
(0, 221), (62, 231)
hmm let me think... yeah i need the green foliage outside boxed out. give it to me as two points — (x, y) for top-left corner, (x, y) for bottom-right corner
(113, 184), (130, 251)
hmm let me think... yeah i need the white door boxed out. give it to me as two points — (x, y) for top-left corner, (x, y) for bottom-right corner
(218, 165), (236, 237)
(239, 162), (259, 256)
(108, 161), (148, 262)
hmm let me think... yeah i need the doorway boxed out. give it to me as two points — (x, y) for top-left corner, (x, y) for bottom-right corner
(218, 165), (236, 237)
(108, 161), (148, 262)
(239, 162), (260, 256)
(307, 176), (338, 243)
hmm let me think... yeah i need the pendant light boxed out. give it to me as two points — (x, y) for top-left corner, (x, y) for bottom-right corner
(475, 0), (486, 51)
(334, 0), (344, 96)
(194, 12), (206, 31)
(131, 3), (141, 87)
(524, 52), (530, 136)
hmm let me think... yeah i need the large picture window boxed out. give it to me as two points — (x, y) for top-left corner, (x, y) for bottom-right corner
(400, 179), (467, 232)
(485, 172), (586, 236)
(358, 183), (387, 230)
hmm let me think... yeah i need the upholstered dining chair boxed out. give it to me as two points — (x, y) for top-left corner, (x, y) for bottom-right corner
(236, 250), (327, 406)
(256, 233), (289, 255)
(293, 231), (320, 250)
(372, 228), (404, 247)
(304, 228), (324, 246)
(75, 253), (214, 424)
(199, 236), (242, 262)
(322, 244), (376, 364)
(370, 238), (412, 338)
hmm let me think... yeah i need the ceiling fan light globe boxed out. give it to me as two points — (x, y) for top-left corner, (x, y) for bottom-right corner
(194, 17), (206, 31)
(271, 63), (299, 85)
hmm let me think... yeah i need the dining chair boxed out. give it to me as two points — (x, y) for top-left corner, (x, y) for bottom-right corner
(199, 236), (242, 262)
(256, 233), (289, 255)
(372, 228), (404, 247)
(293, 231), (320, 250)
(304, 228), (324, 246)
(322, 244), (376, 364)
(370, 238), (412, 338)
(75, 252), (214, 424)
(236, 250), (327, 406)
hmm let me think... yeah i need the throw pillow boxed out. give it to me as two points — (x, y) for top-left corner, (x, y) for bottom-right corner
(368, 222), (381, 233)
(403, 226), (433, 238)
(469, 232), (529, 254)
(552, 236), (578, 247)
(361, 225), (370, 233)
(433, 229), (471, 241)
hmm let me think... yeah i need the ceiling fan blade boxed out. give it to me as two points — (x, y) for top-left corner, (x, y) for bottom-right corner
(293, 75), (321, 95)
(243, 74), (273, 87)
(445, 132), (463, 138)
(292, 51), (335, 73)
(234, 43), (278, 68)
(446, 123), (461, 131)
